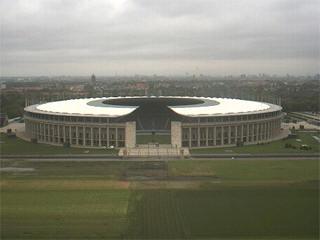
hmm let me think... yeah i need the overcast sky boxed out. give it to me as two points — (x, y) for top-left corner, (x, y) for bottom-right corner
(1, 0), (319, 76)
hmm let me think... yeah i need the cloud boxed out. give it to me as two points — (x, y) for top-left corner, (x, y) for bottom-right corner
(0, 0), (319, 76)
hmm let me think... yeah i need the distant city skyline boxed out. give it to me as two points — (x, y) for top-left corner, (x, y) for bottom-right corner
(1, 0), (319, 76)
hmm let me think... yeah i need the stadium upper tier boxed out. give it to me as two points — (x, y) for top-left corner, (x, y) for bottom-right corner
(29, 96), (281, 117)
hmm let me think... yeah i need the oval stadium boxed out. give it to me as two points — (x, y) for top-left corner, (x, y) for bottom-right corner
(24, 96), (283, 152)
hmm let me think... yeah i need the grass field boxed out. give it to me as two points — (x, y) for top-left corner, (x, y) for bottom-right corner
(125, 184), (318, 239)
(1, 159), (319, 239)
(0, 133), (118, 155)
(136, 134), (171, 144)
(191, 132), (320, 154)
(2, 131), (318, 156)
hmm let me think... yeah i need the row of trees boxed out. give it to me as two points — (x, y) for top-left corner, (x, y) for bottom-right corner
(1, 79), (319, 118)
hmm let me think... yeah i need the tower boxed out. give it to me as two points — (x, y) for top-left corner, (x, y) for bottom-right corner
(91, 74), (96, 86)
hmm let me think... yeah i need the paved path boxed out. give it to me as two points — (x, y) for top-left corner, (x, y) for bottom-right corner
(1, 153), (319, 162)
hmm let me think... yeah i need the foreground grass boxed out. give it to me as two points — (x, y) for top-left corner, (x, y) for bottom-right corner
(191, 132), (320, 154)
(1, 189), (130, 239)
(1, 159), (319, 239)
(0, 133), (118, 155)
(169, 159), (319, 182)
(126, 183), (318, 239)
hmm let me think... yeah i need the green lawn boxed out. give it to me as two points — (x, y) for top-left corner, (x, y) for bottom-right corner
(169, 159), (319, 182)
(1, 189), (130, 239)
(0, 133), (118, 155)
(191, 132), (320, 154)
(136, 134), (171, 144)
(1, 159), (319, 239)
(125, 184), (318, 239)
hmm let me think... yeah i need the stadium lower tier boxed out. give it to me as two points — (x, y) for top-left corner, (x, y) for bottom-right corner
(24, 116), (282, 149)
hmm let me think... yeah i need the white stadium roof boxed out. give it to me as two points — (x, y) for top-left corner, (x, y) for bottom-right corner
(27, 96), (282, 117)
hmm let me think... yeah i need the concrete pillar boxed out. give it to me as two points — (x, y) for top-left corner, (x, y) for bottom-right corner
(83, 126), (85, 146)
(76, 126), (78, 145)
(91, 127), (93, 147)
(189, 128), (192, 148)
(43, 123), (47, 142)
(63, 126), (66, 143)
(197, 127), (200, 147)
(107, 127), (109, 147)
(48, 124), (51, 142)
(235, 125), (238, 144)
(57, 125), (60, 144)
(115, 128), (118, 147)
(246, 124), (249, 142)
(125, 121), (136, 148)
(45, 124), (48, 142)
(98, 128), (101, 147)
(206, 127), (209, 146)
(213, 126), (216, 146)
(50, 124), (53, 142)
(46, 124), (49, 142)
(69, 126), (72, 144)
(270, 121), (272, 138)
(265, 122), (267, 140)
(171, 121), (182, 148)
(221, 126), (224, 145)
(228, 126), (231, 144)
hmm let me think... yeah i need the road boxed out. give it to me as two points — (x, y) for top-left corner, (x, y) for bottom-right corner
(1, 153), (319, 162)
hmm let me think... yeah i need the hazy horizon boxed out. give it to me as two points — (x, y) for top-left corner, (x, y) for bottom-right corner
(1, 0), (319, 76)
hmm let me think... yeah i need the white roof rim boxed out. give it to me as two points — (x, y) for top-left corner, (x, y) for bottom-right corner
(25, 96), (282, 117)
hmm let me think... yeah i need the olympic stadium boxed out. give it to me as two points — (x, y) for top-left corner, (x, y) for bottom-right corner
(24, 96), (283, 152)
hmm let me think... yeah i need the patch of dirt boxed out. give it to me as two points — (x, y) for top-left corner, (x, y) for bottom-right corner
(5, 180), (131, 190)
(130, 180), (217, 190)
(0, 180), (7, 188)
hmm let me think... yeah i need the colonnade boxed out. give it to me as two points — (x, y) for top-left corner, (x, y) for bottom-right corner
(25, 120), (126, 148)
(25, 116), (282, 149)
(181, 118), (282, 148)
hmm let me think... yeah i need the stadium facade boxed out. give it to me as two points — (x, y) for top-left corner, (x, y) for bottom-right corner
(24, 96), (283, 149)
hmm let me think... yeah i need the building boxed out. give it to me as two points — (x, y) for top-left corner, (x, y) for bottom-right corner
(91, 74), (96, 86)
(24, 96), (283, 149)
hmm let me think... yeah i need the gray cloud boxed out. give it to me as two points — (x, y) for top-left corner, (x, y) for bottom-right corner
(0, 0), (319, 76)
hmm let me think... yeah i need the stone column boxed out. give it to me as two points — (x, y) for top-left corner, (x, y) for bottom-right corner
(57, 125), (60, 144)
(197, 127), (200, 147)
(189, 128), (192, 148)
(171, 121), (182, 148)
(46, 124), (49, 142)
(83, 126), (85, 146)
(63, 126), (66, 143)
(235, 125), (238, 144)
(76, 126), (78, 145)
(49, 124), (52, 142)
(98, 128), (101, 147)
(69, 126), (72, 144)
(246, 124), (250, 142)
(44, 124), (47, 142)
(115, 128), (118, 147)
(213, 126), (216, 146)
(221, 126), (224, 145)
(206, 127), (209, 146)
(125, 121), (136, 148)
(91, 127), (93, 147)
(228, 126), (231, 144)
(107, 127), (109, 147)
